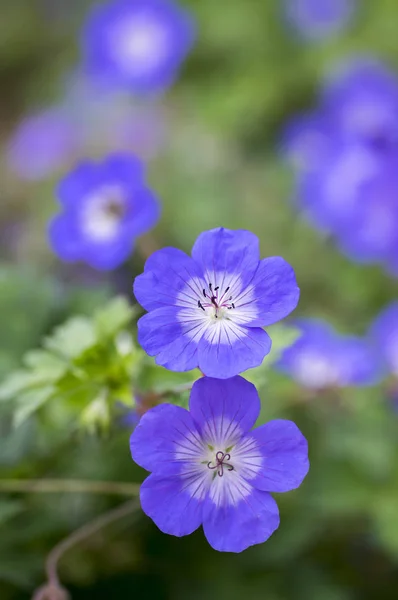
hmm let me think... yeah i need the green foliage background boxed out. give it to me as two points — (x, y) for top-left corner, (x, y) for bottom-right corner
(1, 0), (398, 598)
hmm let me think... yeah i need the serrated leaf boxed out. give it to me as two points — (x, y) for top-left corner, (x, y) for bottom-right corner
(13, 386), (55, 427)
(44, 316), (97, 359)
(0, 370), (50, 402)
(94, 296), (134, 339)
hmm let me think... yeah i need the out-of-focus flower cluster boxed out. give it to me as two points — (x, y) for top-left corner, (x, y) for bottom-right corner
(277, 302), (398, 392)
(282, 57), (398, 276)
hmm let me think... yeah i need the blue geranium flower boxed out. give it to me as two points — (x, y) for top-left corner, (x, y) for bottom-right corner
(49, 153), (160, 270)
(7, 108), (79, 181)
(277, 319), (381, 389)
(130, 376), (309, 553)
(370, 302), (398, 377)
(81, 0), (195, 94)
(134, 228), (300, 379)
(283, 0), (356, 41)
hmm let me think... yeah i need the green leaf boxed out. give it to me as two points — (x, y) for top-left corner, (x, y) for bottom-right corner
(13, 385), (55, 427)
(94, 296), (134, 339)
(44, 316), (97, 359)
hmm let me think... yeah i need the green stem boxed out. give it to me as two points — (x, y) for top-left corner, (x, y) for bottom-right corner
(32, 499), (140, 600)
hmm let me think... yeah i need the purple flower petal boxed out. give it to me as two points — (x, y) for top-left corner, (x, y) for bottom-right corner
(249, 257), (300, 327)
(130, 403), (200, 475)
(202, 484), (280, 553)
(140, 473), (204, 536)
(137, 306), (184, 355)
(191, 228), (260, 288)
(247, 420), (309, 493)
(197, 325), (272, 379)
(133, 247), (202, 311)
(48, 213), (83, 261)
(189, 376), (261, 441)
(57, 161), (100, 211)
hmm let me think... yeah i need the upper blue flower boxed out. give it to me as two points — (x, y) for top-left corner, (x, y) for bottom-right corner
(130, 375), (309, 553)
(49, 153), (160, 270)
(283, 0), (356, 41)
(134, 228), (300, 378)
(277, 318), (381, 389)
(321, 58), (398, 148)
(370, 302), (398, 377)
(81, 0), (195, 94)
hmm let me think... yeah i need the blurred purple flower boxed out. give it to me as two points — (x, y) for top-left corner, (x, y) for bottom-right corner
(336, 157), (398, 265)
(6, 108), (79, 181)
(48, 153), (160, 270)
(61, 71), (168, 159)
(284, 0), (356, 40)
(279, 112), (333, 172)
(297, 139), (383, 232)
(277, 319), (381, 389)
(370, 302), (398, 377)
(322, 58), (398, 148)
(82, 0), (195, 94)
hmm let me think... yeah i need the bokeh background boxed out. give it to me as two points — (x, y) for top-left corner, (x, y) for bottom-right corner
(2, 0), (398, 598)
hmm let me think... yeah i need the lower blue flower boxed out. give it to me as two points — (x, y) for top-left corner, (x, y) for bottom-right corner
(130, 376), (309, 553)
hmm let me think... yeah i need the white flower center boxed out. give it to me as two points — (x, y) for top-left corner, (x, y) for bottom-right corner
(293, 350), (338, 388)
(110, 14), (169, 77)
(81, 185), (125, 242)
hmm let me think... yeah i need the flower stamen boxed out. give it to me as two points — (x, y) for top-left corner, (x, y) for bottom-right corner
(207, 451), (234, 477)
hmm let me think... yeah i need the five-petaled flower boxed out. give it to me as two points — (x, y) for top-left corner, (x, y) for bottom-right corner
(82, 0), (195, 94)
(130, 376), (309, 552)
(49, 153), (160, 270)
(133, 227), (300, 378)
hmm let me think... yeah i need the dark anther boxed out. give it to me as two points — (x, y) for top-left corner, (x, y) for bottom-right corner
(207, 451), (234, 477)
(198, 300), (205, 311)
(214, 286), (219, 291)
(209, 282), (213, 291)
(203, 289), (206, 297)
(232, 303), (235, 309)
(225, 287), (230, 293)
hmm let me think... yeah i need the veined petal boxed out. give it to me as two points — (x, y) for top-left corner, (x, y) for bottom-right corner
(189, 376), (261, 443)
(246, 257), (300, 327)
(202, 479), (280, 553)
(137, 306), (183, 355)
(198, 321), (271, 378)
(133, 247), (202, 311)
(247, 420), (309, 493)
(140, 473), (205, 537)
(130, 403), (203, 475)
(191, 228), (260, 289)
